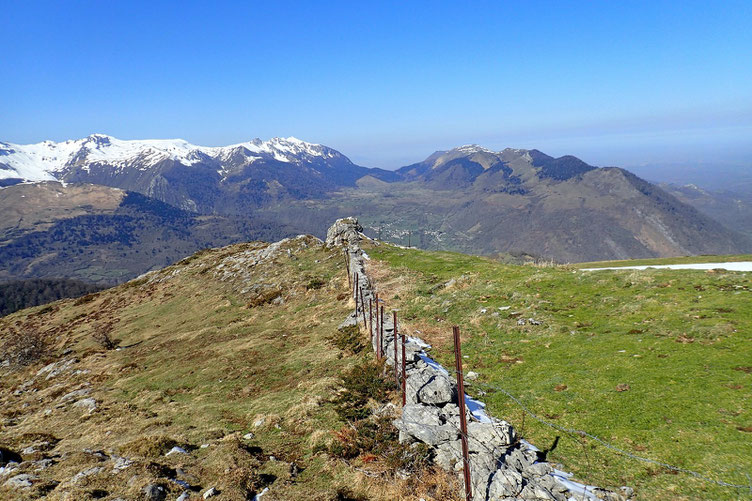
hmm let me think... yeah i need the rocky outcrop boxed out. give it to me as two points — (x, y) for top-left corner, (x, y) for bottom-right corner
(325, 217), (363, 248)
(330, 217), (629, 501)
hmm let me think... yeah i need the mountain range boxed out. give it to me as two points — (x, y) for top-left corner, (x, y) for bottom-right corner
(0, 135), (396, 212)
(1, 134), (750, 282)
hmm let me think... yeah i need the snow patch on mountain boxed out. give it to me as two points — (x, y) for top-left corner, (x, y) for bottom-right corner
(0, 134), (342, 182)
(454, 144), (494, 154)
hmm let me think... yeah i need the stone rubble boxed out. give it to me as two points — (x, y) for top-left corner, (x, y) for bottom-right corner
(328, 217), (631, 501)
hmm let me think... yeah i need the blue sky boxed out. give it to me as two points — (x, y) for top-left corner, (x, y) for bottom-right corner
(2, 1), (751, 172)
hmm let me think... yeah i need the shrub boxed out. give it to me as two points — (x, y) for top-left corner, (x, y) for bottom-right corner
(0, 325), (49, 366)
(92, 323), (117, 350)
(329, 324), (365, 355)
(331, 361), (393, 422)
(306, 277), (326, 290)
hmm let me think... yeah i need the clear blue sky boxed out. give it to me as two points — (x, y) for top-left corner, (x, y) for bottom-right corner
(2, 0), (751, 171)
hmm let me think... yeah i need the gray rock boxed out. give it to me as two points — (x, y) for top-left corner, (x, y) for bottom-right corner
(325, 217), (363, 247)
(469, 451), (503, 494)
(434, 440), (463, 470)
(243, 432), (255, 440)
(467, 421), (514, 453)
(143, 483), (167, 501)
(71, 466), (104, 484)
(504, 445), (537, 472)
(417, 374), (454, 405)
(112, 456), (134, 472)
(203, 487), (219, 499)
(395, 404), (457, 446)
(4, 473), (35, 488)
(537, 475), (569, 501)
(522, 461), (553, 479)
(466, 371), (479, 381)
(488, 468), (523, 498)
(177, 492), (191, 501)
(73, 397), (97, 412)
(519, 482), (556, 500)
(0, 462), (20, 477)
(403, 371), (427, 405)
(165, 446), (188, 456)
(33, 458), (56, 470)
(338, 312), (358, 330)
(60, 387), (91, 402)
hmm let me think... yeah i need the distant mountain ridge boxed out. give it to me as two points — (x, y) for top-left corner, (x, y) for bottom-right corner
(261, 145), (752, 261)
(1, 134), (348, 179)
(1, 135), (750, 265)
(0, 134), (397, 212)
(0, 182), (297, 284)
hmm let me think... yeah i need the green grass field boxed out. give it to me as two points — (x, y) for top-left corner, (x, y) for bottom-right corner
(367, 244), (752, 500)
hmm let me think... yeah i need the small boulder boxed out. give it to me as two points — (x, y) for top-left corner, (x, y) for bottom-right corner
(73, 398), (98, 412)
(395, 404), (457, 446)
(60, 387), (91, 402)
(4, 474), (36, 489)
(203, 487), (219, 499)
(417, 374), (454, 405)
(143, 483), (166, 501)
(488, 468), (523, 498)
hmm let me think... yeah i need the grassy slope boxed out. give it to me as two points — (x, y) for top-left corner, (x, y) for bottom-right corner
(366, 243), (752, 500)
(0, 237), (446, 500)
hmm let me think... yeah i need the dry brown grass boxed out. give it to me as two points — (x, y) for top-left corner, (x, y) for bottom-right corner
(0, 239), (424, 500)
(364, 253), (455, 350)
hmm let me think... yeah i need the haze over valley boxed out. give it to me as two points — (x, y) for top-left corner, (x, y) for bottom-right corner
(2, 134), (750, 285)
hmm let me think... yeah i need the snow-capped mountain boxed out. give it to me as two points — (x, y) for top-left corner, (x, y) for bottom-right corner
(0, 134), (397, 212)
(0, 134), (349, 182)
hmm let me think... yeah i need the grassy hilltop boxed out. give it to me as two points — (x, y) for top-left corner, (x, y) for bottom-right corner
(365, 242), (751, 500)
(0, 236), (455, 500)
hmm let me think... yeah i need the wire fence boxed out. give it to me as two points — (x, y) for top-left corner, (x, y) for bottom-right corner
(344, 251), (752, 497)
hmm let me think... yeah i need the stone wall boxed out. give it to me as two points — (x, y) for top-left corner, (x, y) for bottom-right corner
(327, 218), (630, 501)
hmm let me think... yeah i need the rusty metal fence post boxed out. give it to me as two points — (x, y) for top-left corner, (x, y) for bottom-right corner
(379, 305), (384, 361)
(453, 326), (472, 501)
(393, 310), (399, 383)
(354, 272), (359, 300)
(401, 330), (407, 406)
(344, 250), (351, 289)
(368, 298), (373, 343)
(359, 287), (367, 326)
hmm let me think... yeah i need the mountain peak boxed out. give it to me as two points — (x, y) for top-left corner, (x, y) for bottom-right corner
(454, 144), (494, 154)
(0, 135), (350, 182)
